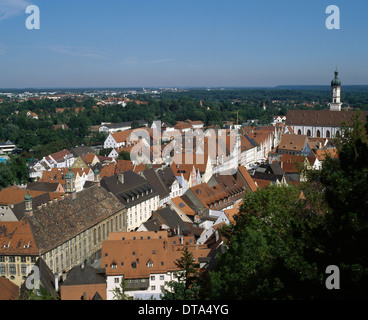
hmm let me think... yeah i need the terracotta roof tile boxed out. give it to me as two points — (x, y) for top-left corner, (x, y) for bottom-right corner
(0, 277), (19, 300)
(0, 218), (39, 256)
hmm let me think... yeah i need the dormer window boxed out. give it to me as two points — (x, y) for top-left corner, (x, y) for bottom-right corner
(111, 263), (117, 269)
(147, 260), (153, 268)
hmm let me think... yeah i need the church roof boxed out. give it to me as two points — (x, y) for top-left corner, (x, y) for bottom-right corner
(286, 110), (368, 127)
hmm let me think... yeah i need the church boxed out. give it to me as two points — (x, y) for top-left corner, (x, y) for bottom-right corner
(286, 68), (367, 139)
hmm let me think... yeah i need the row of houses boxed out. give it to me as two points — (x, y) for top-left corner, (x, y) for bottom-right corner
(0, 113), (345, 300)
(0, 157), (260, 299)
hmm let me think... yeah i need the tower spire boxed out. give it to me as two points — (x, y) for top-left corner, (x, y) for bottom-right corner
(329, 67), (342, 111)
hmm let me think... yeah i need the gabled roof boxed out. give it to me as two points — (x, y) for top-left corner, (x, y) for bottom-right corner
(286, 110), (368, 127)
(313, 148), (339, 161)
(280, 154), (310, 173)
(102, 232), (210, 279)
(237, 166), (258, 192)
(170, 162), (195, 181)
(27, 185), (125, 254)
(0, 277), (19, 300)
(0, 219), (38, 256)
(100, 171), (159, 208)
(70, 146), (94, 158)
(170, 196), (196, 217)
(47, 149), (72, 163)
(80, 153), (98, 165)
(62, 264), (106, 286)
(151, 207), (191, 235)
(115, 160), (134, 174)
(26, 181), (62, 192)
(0, 186), (63, 207)
(20, 257), (58, 299)
(279, 134), (308, 152)
(142, 168), (170, 199)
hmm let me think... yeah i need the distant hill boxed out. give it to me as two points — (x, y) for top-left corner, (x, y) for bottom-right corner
(275, 85), (368, 91)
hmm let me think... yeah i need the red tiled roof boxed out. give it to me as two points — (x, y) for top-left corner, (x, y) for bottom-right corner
(238, 166), (258, 192)
(0, 277), (19, 300)
(0, 218), (39, 256)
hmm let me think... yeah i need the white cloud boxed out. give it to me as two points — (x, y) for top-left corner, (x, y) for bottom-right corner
(0, 0), (31, 21)
(121, 57), (174, 66)
(143, 58), (174, 65)
(48, 45), (107, 60)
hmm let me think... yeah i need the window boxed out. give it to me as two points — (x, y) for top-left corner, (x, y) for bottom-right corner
(111, 263), (117, 269)
(147, 261), (153, 268)
(151, 275), (155, 281)
(9, 265), (16, 275)
(0, 265), (5, 274)
(132, 262), (137, 269)
(160, 275), (164, 281)
(151, 286), (156, 291)
(114, 278), (120, 283)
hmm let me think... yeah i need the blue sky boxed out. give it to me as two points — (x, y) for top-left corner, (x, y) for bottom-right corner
(0, 0), (367, 88)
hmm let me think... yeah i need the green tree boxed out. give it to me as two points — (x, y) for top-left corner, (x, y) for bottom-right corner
(0, 162), (16, 190)
(111, 279), (131, 300)
(307, 111), (368, 299)
(117, 150), (131, 161)
(161, 245), (201, 300)
(209, 185), (324, 300)
(20, 285), (59, 300)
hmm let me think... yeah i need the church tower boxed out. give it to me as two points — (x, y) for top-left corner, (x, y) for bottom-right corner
(329, 67), (342, 111)
(65, 168), (76, 200)
(24, 193), (33, 217)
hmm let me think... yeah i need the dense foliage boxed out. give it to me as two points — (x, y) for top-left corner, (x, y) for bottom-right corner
(208, 112), (368, 300)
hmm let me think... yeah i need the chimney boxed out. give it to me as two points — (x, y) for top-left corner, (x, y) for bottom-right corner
(53, 198), (57, 203)
(118, 173), (124, 184)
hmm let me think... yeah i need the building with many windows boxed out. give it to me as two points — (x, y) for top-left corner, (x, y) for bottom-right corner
(0, 171), (127, 287)
(0, 219), (38, 287)
(100, 171), (160, 231)
(102, 230), (210, 300)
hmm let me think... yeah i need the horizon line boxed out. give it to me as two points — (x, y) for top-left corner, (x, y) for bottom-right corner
(1, 84), (368, 91)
